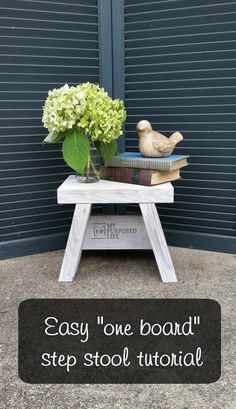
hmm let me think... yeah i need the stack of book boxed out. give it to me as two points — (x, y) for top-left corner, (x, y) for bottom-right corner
(101, 152), (189, 186)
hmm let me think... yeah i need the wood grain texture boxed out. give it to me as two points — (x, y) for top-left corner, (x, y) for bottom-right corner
(57, 178), (176, 283)
(139, 203), (177, 283)
(59, 204), (92, 282)
(57, 175), (174, 204)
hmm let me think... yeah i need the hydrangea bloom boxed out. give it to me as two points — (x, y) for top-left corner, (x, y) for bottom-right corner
(42, 82), (126, 143)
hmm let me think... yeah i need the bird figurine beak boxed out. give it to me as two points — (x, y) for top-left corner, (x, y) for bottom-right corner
(136, 123), (143, 131)
(136, 120), (151, 133)
(137, 126), (144, 132)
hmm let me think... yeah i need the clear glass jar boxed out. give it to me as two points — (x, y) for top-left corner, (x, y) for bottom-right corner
(76, 141), (101, 183)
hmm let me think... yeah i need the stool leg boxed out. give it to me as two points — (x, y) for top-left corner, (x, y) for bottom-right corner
(139, 203), (177, 283)
(59, 204), (92, 282)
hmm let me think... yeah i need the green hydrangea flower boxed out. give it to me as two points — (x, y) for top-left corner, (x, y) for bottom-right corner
(42, 82), (126, 175)
(42, 82), (126, 143)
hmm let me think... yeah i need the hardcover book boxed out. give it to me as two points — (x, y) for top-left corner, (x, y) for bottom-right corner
(100, 166), (181, 186)
(106, 152), (189, 171)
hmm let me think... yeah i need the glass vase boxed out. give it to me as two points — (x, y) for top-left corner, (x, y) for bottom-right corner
(76, 141), (101, 183)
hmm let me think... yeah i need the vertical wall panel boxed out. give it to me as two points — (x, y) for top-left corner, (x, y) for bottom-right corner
(124, 0), (236, 252)
(0, 0), (100, 258)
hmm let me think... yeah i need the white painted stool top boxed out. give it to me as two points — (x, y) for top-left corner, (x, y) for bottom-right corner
(57, 175), (174, 204)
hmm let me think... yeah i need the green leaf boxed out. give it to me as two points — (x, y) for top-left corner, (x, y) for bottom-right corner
(99, 140), (117, 164)
(62, 129), (89, 174)
(42, 130), (65, 144)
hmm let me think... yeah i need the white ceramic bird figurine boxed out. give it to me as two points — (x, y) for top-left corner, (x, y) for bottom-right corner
(137, 120), (183, 157)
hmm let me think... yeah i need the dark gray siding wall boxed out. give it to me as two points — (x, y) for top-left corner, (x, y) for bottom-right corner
(1, 0), (235, 258)
(124, 0), (236, 253)
(0, 0), (99, 258)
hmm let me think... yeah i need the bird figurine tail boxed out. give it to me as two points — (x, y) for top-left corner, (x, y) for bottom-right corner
(169, 131), (183, 146)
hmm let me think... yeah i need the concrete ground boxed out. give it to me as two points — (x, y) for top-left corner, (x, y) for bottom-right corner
(0, 247), (235, 409)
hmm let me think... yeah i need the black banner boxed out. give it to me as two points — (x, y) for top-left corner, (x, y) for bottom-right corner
(18, 299), (221, 384)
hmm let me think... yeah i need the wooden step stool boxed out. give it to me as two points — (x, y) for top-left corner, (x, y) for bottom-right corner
(57, 175), (177, 283)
